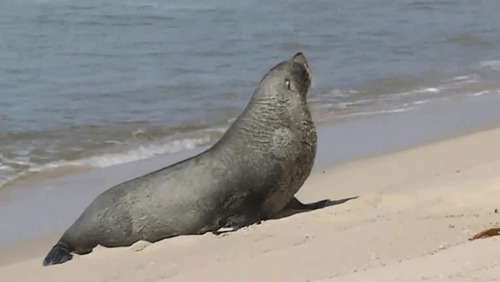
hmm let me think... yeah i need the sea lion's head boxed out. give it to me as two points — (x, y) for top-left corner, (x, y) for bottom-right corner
(254, 52), (312, 101)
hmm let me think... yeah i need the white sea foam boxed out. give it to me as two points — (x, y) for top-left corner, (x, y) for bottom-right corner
(0, 164), (12, 171)
(104, 140), (124, 145)
(132, 129), (147, 137)
(0, 177), (13, 189)
(336, 99), (375, 109)
(34, 135), (212, 171)
(1, 157), (35, 168)
(451, 75), (479, 82)
(478, 60), (500, 71)
(412, 99), (431, 105)
(452, 75), (470, 81)
(0, 170), (27, 190)
(0, 165), (15, 188)
(469, 90), (490, 97)
(422, 87), (439, 93)
(326, 89), (350, 98)
(340, 107), (412, 118)
(400, 87), (441, 96)
(205, 126), (229, 134)
(0, 135), (214, 189)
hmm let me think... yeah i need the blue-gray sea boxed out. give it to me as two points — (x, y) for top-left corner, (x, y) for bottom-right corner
(1, 0), (500, 187)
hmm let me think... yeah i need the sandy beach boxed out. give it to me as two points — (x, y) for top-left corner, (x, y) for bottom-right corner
(4, 1), (500, 281)
(1, 121), (499, 281)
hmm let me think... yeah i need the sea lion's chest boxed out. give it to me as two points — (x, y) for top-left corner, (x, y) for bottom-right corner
(261, 120), (317, 216)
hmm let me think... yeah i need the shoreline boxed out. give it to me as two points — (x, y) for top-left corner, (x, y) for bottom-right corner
(1, 110), (500, 280)
(2, 93), (500, 249)
(3, 88), (500, 192)
(4, 90), (500, 191)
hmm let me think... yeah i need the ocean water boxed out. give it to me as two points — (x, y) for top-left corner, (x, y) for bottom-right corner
(2, 0), (500, 188)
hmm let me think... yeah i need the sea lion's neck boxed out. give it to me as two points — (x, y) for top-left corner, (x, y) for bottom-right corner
(230, 96), (287, 135)
(217, 90), (313, 149)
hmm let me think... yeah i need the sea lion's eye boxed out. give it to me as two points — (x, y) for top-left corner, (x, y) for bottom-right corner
(285, 79), (291, 90)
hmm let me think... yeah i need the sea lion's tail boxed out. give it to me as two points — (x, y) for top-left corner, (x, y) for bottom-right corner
(42, 242), (73, 266)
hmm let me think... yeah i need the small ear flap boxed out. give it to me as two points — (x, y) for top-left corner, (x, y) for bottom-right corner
(292, 52), (308, 67)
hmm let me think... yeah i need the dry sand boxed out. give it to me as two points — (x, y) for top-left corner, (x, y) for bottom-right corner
(1, 125), (500, 281)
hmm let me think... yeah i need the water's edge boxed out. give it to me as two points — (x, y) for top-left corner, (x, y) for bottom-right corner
(3, 0), (500, 190)
(1, 93), (500, 249)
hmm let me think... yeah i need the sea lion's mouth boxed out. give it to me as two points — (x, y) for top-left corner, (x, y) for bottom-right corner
(303, 62), (312, 83)
(292, 52), (312, 83)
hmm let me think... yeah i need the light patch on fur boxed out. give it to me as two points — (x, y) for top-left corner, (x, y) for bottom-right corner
(130, 240), (151, 252)
(271, 128), (293, 160)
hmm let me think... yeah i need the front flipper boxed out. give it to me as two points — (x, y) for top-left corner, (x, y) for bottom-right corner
(284, 197), (331, 211)
(212, 214), (262, 236)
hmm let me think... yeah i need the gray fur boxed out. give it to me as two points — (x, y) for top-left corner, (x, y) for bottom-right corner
(43, 52), (318, 266)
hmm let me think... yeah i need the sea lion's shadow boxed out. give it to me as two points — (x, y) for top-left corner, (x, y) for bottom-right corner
(212, 196), (358, 236)
(272, 196), (359, 220)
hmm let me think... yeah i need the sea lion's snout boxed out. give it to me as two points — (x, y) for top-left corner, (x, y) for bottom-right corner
(289, 52), (312, 95)
(292, 52), (307, 66)
(292, 52), (311, 83)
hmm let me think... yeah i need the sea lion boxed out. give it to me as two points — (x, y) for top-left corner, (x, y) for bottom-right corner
(43, 52), (328, 266)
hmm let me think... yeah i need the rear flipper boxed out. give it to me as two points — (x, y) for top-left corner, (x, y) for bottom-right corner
(284, 197), (331, 211)
(42, 243), (73, 266)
